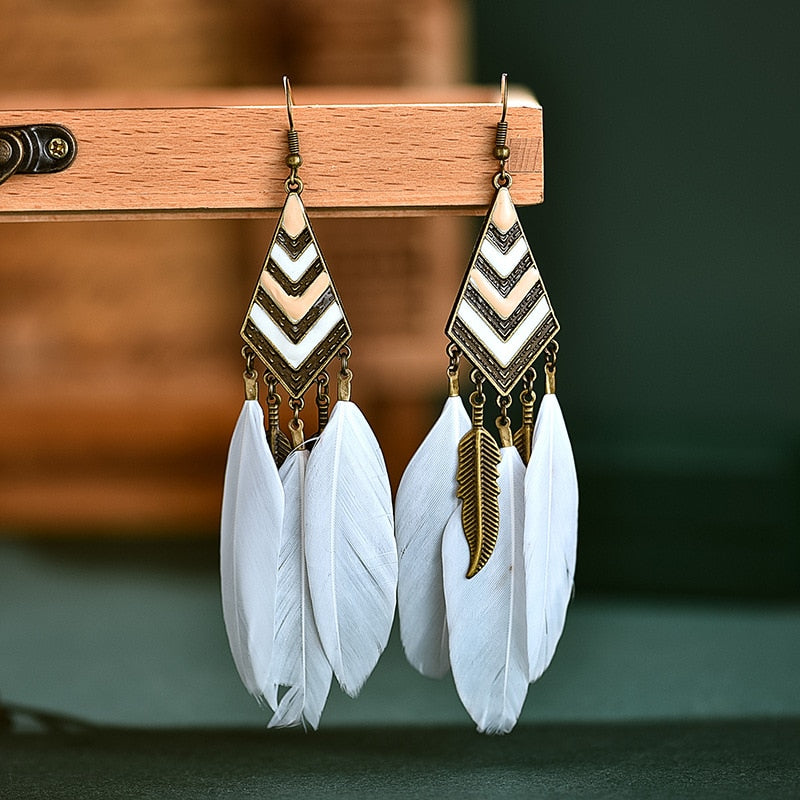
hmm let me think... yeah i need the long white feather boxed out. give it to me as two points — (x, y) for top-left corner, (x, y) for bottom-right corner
(395, 396), (471, 678)
(523, 393), (579, 682)
(442, 446), (528, 734)
(220, 400), (283, 708)
(268, 449), (333, 729)
(304, 400), (397, 697)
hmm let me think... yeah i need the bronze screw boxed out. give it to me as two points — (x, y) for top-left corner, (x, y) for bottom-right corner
(47, 137), (69, 160)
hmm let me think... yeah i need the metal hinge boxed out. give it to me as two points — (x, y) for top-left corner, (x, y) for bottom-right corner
(0, 124), (77, 186)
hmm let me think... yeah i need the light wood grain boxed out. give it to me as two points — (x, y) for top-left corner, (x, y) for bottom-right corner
(0, 87), (542, 221)
(0, 0), (510, 534)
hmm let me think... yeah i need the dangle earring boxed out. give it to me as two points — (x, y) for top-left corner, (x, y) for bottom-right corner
(220, 78), (397, 730)
(396, 75), (578, 734)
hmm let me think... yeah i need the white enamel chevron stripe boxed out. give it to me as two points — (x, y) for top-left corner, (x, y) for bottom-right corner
(250, 301), (344, 369)
(457, 295), (549, 367)
(479, 236), (530, 279)
(270, 241), (319, 282)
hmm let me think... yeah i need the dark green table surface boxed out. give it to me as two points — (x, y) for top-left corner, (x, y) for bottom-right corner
(3, 720), (799, 799)
(1, 539), (798, 797)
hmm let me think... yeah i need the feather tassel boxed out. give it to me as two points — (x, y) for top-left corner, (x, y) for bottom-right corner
(220, 400), (283, 708)
(304, 400), (397, 697)
(443, 446), (528, 734)
(268, 449), (333, 729)
(395, 395), (471, 678)
(523, 393), (579, 683)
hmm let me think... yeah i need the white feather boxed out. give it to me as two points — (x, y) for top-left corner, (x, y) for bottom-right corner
(395, 396), (471, 678)
(304, 400), (398, 697)
(268, 449), (333, 729)
(442, 446), (528, 734)
(220, 400), (283, 707)
(523, 393), (579, 682)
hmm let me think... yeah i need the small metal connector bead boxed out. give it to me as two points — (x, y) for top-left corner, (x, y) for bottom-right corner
(493, 145), (510, 161)
(285, 153), (303, 168)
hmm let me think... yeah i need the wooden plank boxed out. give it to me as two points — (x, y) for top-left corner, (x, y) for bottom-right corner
(0, 87), (542, 221)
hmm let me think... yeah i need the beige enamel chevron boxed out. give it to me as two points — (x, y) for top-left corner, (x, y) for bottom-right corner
(490, 187), (518, 232)
(281, 192), (307, 238)
(259, 270), (331, 323)
(468, 267), (541, 319)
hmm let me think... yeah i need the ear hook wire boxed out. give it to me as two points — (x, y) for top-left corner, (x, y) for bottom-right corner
(499, 72), (509, 125)
(494, 73), (511, 187)
(282, 76), (303, 192)
(283, 75), (295, 133)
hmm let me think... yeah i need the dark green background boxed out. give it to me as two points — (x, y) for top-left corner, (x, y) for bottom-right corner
(471, 0), (800, 599)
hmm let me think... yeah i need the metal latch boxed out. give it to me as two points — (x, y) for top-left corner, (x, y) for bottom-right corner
(0, 124), (77, 186)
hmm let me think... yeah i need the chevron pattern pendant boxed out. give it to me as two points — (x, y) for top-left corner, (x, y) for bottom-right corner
(446, 187), (559, 396)
(242, 192), (352, 397)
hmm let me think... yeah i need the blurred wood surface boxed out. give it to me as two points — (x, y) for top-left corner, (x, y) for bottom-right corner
(0, 1), (469, 90)
(0, 0), (510, 533)
(0, 90), (542, 220)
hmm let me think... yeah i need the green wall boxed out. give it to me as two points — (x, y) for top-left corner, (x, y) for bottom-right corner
(471, 1), (800, 597)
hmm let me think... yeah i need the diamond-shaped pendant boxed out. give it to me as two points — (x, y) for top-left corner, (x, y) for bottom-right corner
(241, 192), (351, 398)
(446, 187), (559, 396)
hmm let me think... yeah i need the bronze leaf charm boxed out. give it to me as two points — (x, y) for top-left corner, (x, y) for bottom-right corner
(513, 374), (536, 466)
(266, 389), (292, 468)
(513, 425), (532, 467)
(267, 425), (292, 468)
(456, 425), (502, 578)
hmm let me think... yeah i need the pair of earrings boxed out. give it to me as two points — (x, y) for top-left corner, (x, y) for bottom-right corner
(220, 76), (578, 734)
